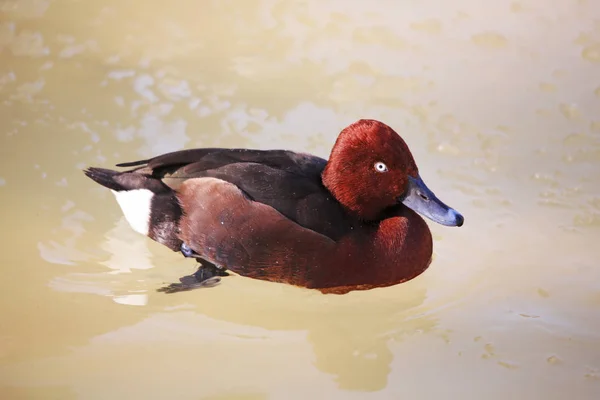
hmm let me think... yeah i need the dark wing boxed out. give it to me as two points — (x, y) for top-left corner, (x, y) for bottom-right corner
(118, 148), (354, 241)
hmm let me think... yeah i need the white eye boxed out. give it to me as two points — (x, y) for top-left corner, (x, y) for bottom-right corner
(374, 161), (388, 173)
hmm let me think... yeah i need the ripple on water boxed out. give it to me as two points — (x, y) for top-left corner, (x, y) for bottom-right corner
(531, 172), (560, 188)
(559, 103), (582, 120)
(584, 369), (600, 381)
(562, 148), (600, 163)
(546, 355), (562, 365)
(589, 198), (600, 210)
(409, 19), (443, 34)
(471, 32), (508, 48)
(582, 43), (600, 62)
(537, 288), (550, 298)
(573, 211), (600, 228)
(8, 29), (50, 57)
(497, 360), (519, 369)
(539, 82), (557, 93)
(562, 133), (598, 147)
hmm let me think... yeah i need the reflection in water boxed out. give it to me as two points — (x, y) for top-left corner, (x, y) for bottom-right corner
(0, 284), (434, 395)
(308, 292), (433, 391)
(99, 218), (155, 273)
(1, 0), (600, 398)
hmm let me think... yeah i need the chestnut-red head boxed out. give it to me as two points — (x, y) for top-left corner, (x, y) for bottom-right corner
(322, 119), (464, 226)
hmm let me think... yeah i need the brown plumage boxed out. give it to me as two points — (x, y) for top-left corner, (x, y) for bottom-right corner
(84, 119), (464, 294)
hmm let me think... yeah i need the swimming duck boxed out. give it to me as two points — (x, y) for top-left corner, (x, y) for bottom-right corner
(84, 119), (463, 294)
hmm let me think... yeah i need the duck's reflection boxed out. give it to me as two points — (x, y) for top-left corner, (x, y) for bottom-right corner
(107, 256), (433, 392)
(306, 293), (433, 391)
(107, 275), (433, 393)
(163, 278), (433, 392)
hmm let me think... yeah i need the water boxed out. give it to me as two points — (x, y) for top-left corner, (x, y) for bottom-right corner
(1, 0), (599, 399)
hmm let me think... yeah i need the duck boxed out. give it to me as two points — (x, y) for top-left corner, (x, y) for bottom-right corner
(84, 119), (464, 294)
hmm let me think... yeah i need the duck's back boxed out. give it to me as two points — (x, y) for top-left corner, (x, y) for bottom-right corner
(120, 148), (354, 241)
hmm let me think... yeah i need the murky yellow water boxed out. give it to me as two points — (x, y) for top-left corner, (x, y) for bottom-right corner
(1, 0), (600, 398)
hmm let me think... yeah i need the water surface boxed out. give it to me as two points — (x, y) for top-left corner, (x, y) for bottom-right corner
(1, 0), (600, 399)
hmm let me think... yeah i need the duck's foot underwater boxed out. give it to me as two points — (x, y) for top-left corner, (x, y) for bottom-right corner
(180, 242), (202, 258)
(157, 261), (230, 294)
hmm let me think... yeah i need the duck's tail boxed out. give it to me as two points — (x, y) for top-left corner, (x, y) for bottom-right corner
(83, 167), (183, 251)
(83, 167), (127, 191)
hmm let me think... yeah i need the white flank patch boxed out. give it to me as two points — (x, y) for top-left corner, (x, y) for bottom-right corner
(111, 189), (153, 235)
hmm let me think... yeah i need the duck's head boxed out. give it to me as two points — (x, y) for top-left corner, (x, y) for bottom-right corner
(322, 119), (464, 226)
